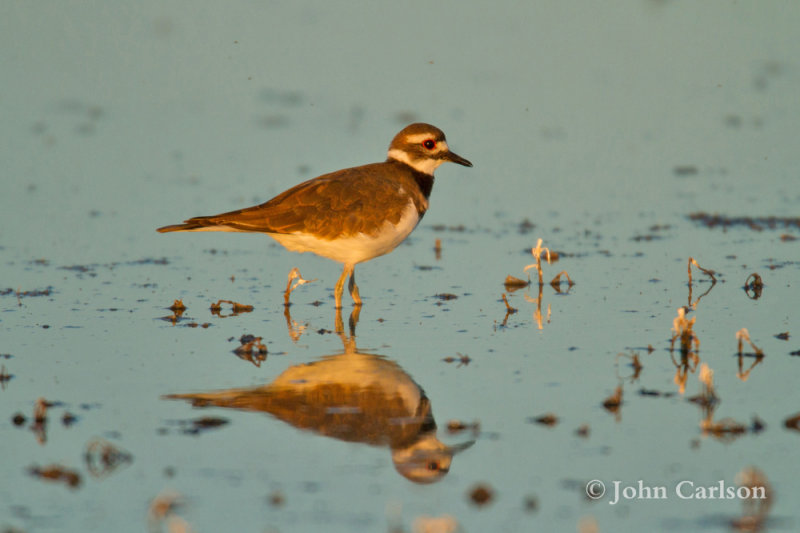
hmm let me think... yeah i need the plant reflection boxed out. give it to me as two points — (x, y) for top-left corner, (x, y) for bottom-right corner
(688, 363), (757, 443)
(85, 437), (133, 479)
(670, 307), (700, 395)
(164, 326), (473, 484)
(283, 299), (361, 343)
(31, 396), (49, 445)
(731, 466), (773, 532)
(615, 351), (643, 383)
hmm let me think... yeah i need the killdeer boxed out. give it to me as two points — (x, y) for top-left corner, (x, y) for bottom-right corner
(165, 339), (474, 483)
(157, 123), (472, 308)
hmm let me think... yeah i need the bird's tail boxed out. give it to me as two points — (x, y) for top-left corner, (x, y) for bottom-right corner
(157, 223), (199, 233)
(156, 217), (230, 233)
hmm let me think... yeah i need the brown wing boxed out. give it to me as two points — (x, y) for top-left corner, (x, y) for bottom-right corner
(173, 163), (418, 240)
(165, 383), (431, 448)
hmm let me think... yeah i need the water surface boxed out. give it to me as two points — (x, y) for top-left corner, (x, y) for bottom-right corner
(2, 2), (799, 531)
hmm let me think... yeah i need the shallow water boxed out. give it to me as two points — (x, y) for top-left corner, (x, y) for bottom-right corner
(2, 2), (800, 532)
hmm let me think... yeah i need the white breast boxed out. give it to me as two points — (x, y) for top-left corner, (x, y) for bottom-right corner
(269, 200), (421, 265)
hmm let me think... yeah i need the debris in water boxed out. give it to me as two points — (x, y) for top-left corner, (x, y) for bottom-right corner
(784, 413), (800, 432)
(446, 419), (480, 434)
(602, 386), (623, 414)
(85, 438), (134, 478)
(743, 273), (764, 300)
(523, 494), (539, 512)
(673, 165), (699, 176)
(503, 275), (529, 291)
(28, 464), (81, 489)
(689, 212), (800, 232)
(210, 299), (254, 317)
(468, 483), (495, 507)
(529, 413), (559, 427)
(268, 490), (285, 507)
(232, 335), (268, 366)
(0, 365), (13, 389)
(62, 411), (77, 426)
(442, 353), (471, 367)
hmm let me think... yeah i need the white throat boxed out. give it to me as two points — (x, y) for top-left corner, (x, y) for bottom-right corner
(387, 149), (443, 175)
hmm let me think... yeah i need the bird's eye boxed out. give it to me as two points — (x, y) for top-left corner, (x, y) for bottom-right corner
(427, 462), (439, 471)
(423, 139), (436, 150)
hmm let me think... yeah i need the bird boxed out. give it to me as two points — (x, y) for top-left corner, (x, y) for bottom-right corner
(157, 123), (472, 308)
(164, 336), (474, 483)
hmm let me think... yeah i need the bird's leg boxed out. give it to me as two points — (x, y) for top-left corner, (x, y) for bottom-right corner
(334, 265), (351, 309)
(348, 268), (362, 307)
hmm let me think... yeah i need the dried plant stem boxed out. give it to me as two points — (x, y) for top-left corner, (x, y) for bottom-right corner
(284, 267), (316, 307)
(550, 270), (574, 289)
(688, 257), (717, 283)
(736, 328), (764, 357)
(524, 238), (551, 286)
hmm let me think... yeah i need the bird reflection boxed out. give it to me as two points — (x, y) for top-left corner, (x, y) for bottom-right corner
(164, 331), (473, 483)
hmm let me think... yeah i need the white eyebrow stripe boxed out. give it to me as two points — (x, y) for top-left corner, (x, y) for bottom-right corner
(404, 133), (442, 144)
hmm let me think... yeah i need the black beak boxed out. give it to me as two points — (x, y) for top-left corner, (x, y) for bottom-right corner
(444, 150), (472, 167)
